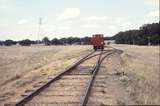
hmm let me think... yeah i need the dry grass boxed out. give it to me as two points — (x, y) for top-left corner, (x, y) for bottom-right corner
(0, 44), (159, 105)
(0, 45), (91, 104)
(113, 44), (160, 105)
(0, 45), (91, 84)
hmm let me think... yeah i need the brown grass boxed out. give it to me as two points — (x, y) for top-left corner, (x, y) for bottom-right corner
(0, 44), (159, 105)
(0, 45), (91, 105)
(113, 44), (160, 105)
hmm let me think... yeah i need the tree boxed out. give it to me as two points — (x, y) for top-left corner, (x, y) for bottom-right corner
(81, 37), (91, 45)
(19, 39), (32, 46)
(51, 38), (60, 45)
(66, 37), (73, 45)
(4, 40), (16, 46)
(0, 41), (3, 46)
(42, 37), (50, 45)
(114, 22), (160, 45)
(72, 37), (81, 44)
(60, 38), (69, 45)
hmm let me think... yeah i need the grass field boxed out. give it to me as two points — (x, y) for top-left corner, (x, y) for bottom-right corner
(113, 44), (160, 104)
(0, 45), (91, 104)
(0, 44), (159, 105)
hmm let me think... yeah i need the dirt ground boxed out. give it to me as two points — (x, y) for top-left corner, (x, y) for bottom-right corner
(0, 44), (159, 105)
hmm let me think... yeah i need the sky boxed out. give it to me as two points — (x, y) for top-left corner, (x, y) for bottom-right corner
(0, 0), (159, 40)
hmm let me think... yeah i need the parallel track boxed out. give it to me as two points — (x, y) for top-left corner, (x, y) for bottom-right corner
(12, 49), (116, 106)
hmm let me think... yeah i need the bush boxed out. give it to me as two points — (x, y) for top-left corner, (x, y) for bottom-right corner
(0, 41), (3, 46)
(19, 39), (32, 46)
(3, 40), (16, 46)
(42, 37), (51, 45)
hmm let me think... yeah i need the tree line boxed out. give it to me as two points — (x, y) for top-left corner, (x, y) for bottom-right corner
(42, 37), (91, 45)
(0, 37), (91, 46)
(0, 22), (159, 46)
(113, 22), (160, 45)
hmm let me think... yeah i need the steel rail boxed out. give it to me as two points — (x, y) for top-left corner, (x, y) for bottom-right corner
(13, 49), (117, 106)
(80, 50), (116, 106)
(84, 49), (113, 61)
(14, 51), (95, 106)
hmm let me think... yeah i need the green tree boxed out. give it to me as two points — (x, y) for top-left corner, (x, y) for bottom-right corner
(42, 37), (50, 45)
(19, 39), (32, 46)
(4, 40), (16, 46)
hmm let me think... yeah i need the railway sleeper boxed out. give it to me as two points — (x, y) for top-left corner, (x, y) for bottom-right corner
(27, 96), (83, 103)
(48, 83), (87, 87)
(44, 87), (85, 91)
(25, 102), (81, 106)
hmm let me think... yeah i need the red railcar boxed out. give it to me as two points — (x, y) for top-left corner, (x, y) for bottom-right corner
(91, 34), (105, 51)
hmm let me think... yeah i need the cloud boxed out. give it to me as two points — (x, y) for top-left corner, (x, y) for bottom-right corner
(18, 19), (28, 25)
(147, 10), (159, 18)
(57, 8), (80, 21)
(145, 10), (159, 23)
(108, 25), (116, 30)
(145, 0), (159, 6)
(113, 17), (124, 24)
(80, 16), (107, 28)
(120, 22), (134, 29)
(83, 16), (107, 21)
(81, 16), (108, 25)
(57, 26), (71, 30)
(0, 0), (15, 10)
(81, 24), (99, 28)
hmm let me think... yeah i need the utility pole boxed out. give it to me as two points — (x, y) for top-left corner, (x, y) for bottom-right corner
(37, 17), (42, 44)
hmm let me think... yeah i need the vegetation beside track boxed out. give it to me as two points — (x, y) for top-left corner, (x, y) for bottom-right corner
(114, 44), (159, 104)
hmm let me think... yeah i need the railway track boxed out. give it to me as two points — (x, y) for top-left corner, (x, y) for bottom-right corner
(8, 49), (118, 106)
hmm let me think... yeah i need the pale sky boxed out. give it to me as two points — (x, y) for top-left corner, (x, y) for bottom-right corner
(0, 0), (159, 40)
